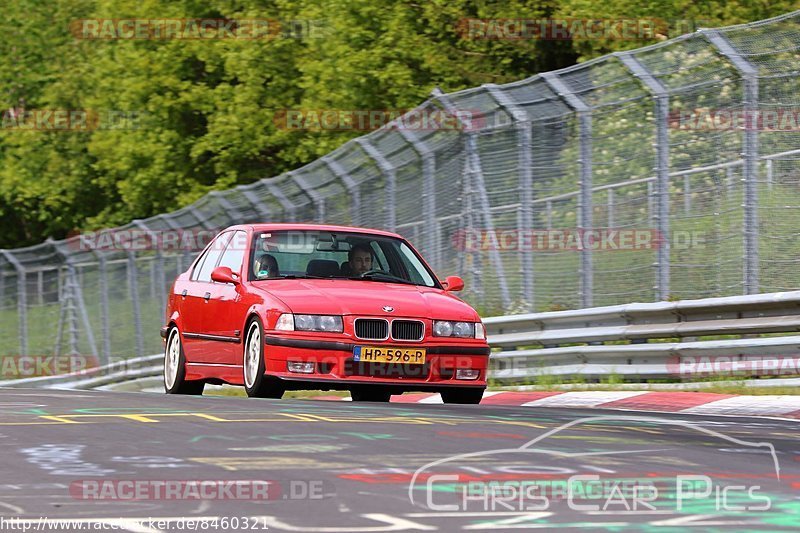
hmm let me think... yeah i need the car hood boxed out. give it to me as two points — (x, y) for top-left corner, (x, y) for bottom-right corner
(252, 279), (480, 321)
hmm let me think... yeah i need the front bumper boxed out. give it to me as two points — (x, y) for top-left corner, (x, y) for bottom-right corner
(263, 334), (489, 388)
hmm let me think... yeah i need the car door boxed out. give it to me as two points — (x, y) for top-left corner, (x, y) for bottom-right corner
(203, 230), (249, 365)
(182, 231), (232, 363)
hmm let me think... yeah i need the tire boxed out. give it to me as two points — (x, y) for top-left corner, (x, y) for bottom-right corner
(164, 327), (205, 395)
(243, 318), (285, 399)
(441, 388), (484, 405)
(350, 386), (391, 402)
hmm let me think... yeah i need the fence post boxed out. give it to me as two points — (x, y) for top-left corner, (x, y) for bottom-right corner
(239, 184), (273, 221)
(704, 30), (760, 294)
(542, 72), (593, 307)
(397, 128), (439, 269)
(766, 159), (773, 190)
(465, 133), (512, 311)
(484, 84), (534, 311)
(265, 179), (299, 222)
(127, 252), (144, 357)
(290, 171), (326, 223)
(132, 219), (167, 313)
(620, 51), (673, 301)
(355, 138), (397, 231)
(97, 253), (111, 364)
(1, 251), (27, 356)
(324, 156), (361, 226)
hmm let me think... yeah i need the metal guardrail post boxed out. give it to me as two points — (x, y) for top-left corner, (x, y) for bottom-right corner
(290, 171), (326, 223)
(131, 219), (167, 313)
(465, 133), (512, 310)
(618, 52), (672, 300)
(323, 156), (361, 226)
(542, 72), (593, 307)
(355, 139), (394, 230)
(238, 184), (273, 221)
(0, 251), (27, 356)
(127, 252), (144, 357)
(484, 84), (534, 311)
(397, 128), (439, 268)
(97, 253), (111, 364)
(704, 30), (760, 294)
(432, 88), (511, 309)
(355, 138), (397, 231)
(265, 179), (299, 222)
(65, 265), (80, 355)
(47, 238), (99, 361)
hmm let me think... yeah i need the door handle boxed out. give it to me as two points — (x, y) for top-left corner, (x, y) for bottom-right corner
(181, 289), (187, 299)
(204, 292), (211, 302)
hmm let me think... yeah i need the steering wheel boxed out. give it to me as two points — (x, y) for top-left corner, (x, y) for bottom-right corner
(361, 268), (391, 277)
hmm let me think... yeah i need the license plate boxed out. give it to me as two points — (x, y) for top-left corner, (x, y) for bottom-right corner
(353, 346), (426, 364)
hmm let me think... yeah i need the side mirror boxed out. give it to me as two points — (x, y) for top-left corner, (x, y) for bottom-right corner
(211, 266), (239, 285)
(442, 275), (464, 292)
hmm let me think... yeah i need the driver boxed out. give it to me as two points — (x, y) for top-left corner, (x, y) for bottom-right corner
(348, 243), (373, 276)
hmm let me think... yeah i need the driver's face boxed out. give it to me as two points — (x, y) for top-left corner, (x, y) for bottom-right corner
(350, 250), (372, 275)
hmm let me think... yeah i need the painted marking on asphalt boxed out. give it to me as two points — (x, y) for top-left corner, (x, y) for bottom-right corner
(261, 513), (438, 531)
(189, 457), (353, 471)
(0, 410), (550, 429)
(520, 391), (650, 408)
(682, 395), (800, 416)
(38, 415), (83, 424)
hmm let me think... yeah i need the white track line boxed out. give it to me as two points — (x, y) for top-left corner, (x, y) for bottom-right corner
(520, 391), (649, 408)
(681, 395), (800, 416)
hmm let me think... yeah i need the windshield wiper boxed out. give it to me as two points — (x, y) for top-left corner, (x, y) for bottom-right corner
(349, 274), (418, 286)
(279, 274), (330, 280)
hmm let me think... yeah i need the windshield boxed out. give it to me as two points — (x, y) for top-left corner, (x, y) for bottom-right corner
(248, 230), (438, 288)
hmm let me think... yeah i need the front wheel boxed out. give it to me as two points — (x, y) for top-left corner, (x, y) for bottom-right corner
(164, 327), (204, 395)
(441, 388), (484, 405)
(243, 318), (284, 399)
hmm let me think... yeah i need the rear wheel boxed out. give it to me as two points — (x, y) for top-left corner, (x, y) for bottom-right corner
(441, 388), (484, 405)
(350, 386), (391, 402)
(244, 318), (285, 399)
(164, 327), (205, 395)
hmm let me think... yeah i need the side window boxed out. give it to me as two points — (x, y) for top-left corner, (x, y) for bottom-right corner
(193, 232), (232, 282)
(218, 231), (248, 276)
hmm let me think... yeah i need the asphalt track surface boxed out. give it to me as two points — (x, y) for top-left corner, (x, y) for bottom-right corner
(0, 387), (798, 531)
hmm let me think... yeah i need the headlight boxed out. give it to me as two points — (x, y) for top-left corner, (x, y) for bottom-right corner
(433, 320), (453, 337)
(294, 314), (343, 333)
(433, 320), (480, 338)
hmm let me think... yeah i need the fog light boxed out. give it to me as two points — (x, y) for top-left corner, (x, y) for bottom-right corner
(455, 369), (480, 380)
(287, 362), (315, 374)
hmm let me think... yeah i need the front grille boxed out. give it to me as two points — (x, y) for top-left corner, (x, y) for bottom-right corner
(355, 318), (389, 340)
(391, 320), (424, 341)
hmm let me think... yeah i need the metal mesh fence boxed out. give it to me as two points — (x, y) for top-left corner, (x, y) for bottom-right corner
(1, 12), (800, 361)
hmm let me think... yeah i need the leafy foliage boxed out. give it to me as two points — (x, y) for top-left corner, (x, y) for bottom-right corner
(0, 0), (794, 247)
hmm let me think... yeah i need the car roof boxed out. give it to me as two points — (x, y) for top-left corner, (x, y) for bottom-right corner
(223, 223), (405, 240)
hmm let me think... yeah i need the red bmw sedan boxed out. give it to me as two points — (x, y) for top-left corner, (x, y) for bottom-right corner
(161, 224), (489, 403)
